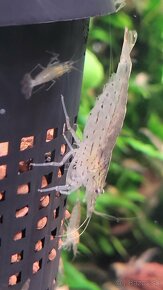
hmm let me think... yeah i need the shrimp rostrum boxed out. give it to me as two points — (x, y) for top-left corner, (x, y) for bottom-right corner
(32, 28), (137, 218)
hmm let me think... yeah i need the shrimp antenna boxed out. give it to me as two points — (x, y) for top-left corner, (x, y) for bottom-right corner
(58, 216), (91, 252)
(78, 216), (91, 237)
(114, 0), (126, 12)
(94, 210), (138, 222)
(32, 84), (45, 95)
(71, 62), (82, 74)
(55, 216), (90, 239)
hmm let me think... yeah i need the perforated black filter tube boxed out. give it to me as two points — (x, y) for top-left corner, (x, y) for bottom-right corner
(0, 20), (88, 290)
(0, 1), (115, 289)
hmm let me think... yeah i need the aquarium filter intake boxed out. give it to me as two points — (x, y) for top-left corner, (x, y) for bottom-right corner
(0, 1), (115, 289)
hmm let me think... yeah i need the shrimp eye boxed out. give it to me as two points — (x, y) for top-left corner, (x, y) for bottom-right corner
(95, 188), (100, 194)
(72, 164), (76, 169)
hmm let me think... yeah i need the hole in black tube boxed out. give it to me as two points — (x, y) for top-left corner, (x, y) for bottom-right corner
(39, 194), (50, 209)
(0, 141), (9, 157)
(45, 150), (55, 162)
(53, 207), (59, 219)
(35, 237), (45, 252)
(18, 158), (33, 174)
(0, 164), (7, 180)
(8, 271), (21, 286)
(13, 229), (26, 241)
(46, 128), (58, 142)
(20, 136), (34, 151)
(51, 228), (57, 240)
(74, 115), (78, 124)
(60, 144), (67, 156)
(15, 206), (29, 218)
(36, 216), (48, 230)
(45, 172), (53, 184)
(58, 165), (64, 178)
(17, 183), (30, 195)
(11, 251), (23, 264)
(41, 173), (53, 189)
(33, 259), (42, 274)
(64, 198), (67, 207)
(0, 191), (5, 201)
(0, 215), (3, 223)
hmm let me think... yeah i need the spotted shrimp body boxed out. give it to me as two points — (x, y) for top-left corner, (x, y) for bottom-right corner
(32, 28), (137, 218)
(21, 56), (75, 99)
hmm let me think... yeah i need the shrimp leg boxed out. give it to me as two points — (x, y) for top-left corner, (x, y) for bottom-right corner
(30, 63), (45, 74)
(39, 183), (80, 194)
(63, 133), (74, 151)
(61, 95), (81, 145)
(46, 80), (56, 91)
(62, 123), (75, 150)
(46, 51), (59, 66)
(38, 184), (71, 194)
(31, 150), (74, 167)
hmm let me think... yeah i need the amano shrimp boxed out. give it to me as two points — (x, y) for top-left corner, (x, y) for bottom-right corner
(32, 28), (137, 218)
(21, 54), (76, 99)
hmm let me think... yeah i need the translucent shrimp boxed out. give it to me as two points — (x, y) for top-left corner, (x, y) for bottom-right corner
(21, 54), (76, 99)
(32, 28), (137, 218)
(58, 202), (90, 255)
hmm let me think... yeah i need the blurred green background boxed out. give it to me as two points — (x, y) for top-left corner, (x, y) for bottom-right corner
(59, 1), (163, 289)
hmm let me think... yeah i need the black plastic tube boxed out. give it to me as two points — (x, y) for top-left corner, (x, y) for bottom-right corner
(0, 0), (115, 26)
(0, 1), (115, 289)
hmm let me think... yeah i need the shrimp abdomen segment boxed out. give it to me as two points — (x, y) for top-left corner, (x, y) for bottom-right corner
(21, 73), (34, 99)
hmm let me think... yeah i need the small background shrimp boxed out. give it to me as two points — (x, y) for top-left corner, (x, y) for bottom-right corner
(21, 52), (77, 99)
(60, 202), (81, 256)
(58, 202), (90, 256)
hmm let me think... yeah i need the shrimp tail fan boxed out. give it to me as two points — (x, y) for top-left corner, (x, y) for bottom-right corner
(21, 73), (33, 99)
